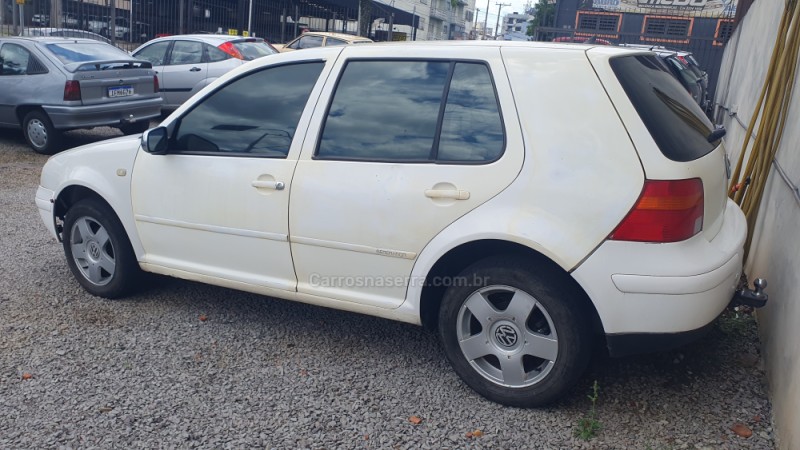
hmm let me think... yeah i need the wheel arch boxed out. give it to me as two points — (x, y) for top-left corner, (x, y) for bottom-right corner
(417, 239), (605, 337)
(16, 105), (45, 126)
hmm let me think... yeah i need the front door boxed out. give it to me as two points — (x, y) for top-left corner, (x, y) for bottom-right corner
(131, 60), (329, 292)
(289, 47), (524, 308)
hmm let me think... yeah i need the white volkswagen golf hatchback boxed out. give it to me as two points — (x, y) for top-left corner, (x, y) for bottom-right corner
(36, 41), (761, 407)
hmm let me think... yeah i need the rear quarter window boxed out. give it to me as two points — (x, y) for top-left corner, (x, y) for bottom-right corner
(610, 54), (715, 162)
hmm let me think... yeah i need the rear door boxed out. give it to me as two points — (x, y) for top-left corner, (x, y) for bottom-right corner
(288, 46), (524, 308)
(0, 41), (51, 126)
(161, 39), (208, 106)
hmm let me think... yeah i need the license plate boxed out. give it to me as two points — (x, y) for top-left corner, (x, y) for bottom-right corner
(108, 86), (134, 98)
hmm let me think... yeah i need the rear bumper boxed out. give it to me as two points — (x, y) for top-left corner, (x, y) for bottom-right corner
(572, 198), (746, 337)
(606, 321), (715, 358)
(43, 97), (162, 130)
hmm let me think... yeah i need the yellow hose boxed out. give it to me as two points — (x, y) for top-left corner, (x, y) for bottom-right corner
(729, 0), (800, 261)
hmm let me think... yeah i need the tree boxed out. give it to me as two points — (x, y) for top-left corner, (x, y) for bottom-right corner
(359, 0), (372, 37)
(527, 0), (555, 39)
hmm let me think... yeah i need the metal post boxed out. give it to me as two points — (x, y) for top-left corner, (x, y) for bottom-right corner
(281, 7), (286, 42)
(387, 12), (393, 41)
(412, 5), (416, 41)
(109, 0), (116, 44)
(130, 0), (133, 41)
(178, 0), (184, 34)
(482, 0), (489, 39)
(19, 2), (23, 31)
(12, 0), (17, 35)
(247, 0), (253, 36)
(0, 0), (4, 36)
(293, 5), (298, 38)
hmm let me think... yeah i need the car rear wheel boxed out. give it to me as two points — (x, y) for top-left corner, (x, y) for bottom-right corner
(438, 256), (592, 407)
(62, 199), (141, 299)
(23, 110), (61, 155)
(120, 121), (150, 135)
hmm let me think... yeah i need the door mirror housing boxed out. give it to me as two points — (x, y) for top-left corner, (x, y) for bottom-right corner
(142, 126), (168, 155)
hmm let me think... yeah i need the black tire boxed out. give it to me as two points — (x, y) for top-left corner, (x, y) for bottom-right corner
(438, 255), (592, 407)
(120, 121), (150, 135)
(22, 110), (62, 155)
(62, 198), (141, 299)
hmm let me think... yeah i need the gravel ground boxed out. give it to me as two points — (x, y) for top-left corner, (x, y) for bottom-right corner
(0, 126), (775, 449)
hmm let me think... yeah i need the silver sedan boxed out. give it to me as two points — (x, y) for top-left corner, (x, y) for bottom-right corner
(0, 37), (162, 154)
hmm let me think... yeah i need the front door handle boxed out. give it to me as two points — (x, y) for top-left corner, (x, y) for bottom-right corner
(189, 66), (202, 72)
(424, 189), (470, 200)
(252, 180), (285, 190)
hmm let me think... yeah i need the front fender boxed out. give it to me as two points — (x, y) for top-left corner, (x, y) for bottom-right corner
(42, 135), (145, 258)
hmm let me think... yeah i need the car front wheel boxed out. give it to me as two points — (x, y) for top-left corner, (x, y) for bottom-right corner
(62, 199), (141, 298)
(438, 256), (592, 407)
(23, 110), (61, 155)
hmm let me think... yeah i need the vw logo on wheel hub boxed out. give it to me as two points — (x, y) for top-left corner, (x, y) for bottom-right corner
(494, 324), (518, 348)
(88, 242), (101, 260)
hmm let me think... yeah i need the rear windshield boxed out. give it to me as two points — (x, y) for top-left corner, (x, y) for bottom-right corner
(610, 54), (715, 162)
(232, 40), (277, 60)
(45, 42), (131, 64)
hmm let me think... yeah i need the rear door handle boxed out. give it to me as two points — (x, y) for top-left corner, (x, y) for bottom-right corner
(190, 67), (202, 72)
(424, 189), (470, 200)
(252, 180), (285, 190)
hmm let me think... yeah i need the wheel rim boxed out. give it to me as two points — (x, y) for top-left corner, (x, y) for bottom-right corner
(456, 285), (558, 388)
(27, 118), (48, 149)
(69, 216), (115, 286)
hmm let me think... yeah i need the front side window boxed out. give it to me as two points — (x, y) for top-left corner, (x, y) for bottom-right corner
(168, 41), (203, 65)
(317, 60), (504, 163)
(134, 41), (170, 65)
(172, 62), (324, 157)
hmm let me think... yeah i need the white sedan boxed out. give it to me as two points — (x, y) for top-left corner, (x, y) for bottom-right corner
(36, 41), (764, 406)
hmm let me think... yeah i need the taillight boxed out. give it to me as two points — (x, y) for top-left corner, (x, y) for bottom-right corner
(610, 179), (704, 243)
(153, 75), (159, 93)
(218, 41), (244, 59)
(63, 80), (81, 101)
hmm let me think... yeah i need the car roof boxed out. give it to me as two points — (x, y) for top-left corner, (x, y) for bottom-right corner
(4, 36), (106, 44)
(145, 34), (263, 43)
(296, 31), (372, 42)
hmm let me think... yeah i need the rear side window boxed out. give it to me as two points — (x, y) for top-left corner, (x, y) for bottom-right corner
(1, 43), (47, 75)
(611, 55), (715, 162)
(232, 41), (277, 60)
(317, 60), (504, 163)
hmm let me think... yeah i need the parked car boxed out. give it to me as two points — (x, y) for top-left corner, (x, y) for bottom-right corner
(274, 31), (372, 52)
(60, 13), (79, 29)
(35, 42), (763, 407)
(131, 35), (278, 111)
(19, 27), (111, 44)
(0, 37), (161, 154)
(32, 14), (50, 26)
(553, 36), (612, 45)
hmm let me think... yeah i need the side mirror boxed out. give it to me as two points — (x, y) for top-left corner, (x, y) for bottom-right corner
(142, 126), (168, 155)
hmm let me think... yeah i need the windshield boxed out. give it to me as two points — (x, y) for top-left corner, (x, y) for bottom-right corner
(45, 42), (132, 64)
(232, 40), (277, 60)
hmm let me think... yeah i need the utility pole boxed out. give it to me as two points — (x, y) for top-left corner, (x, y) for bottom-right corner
(482, 0), (489, 39)
(474, 7), (479, 39)
(494, 2), (509, 40)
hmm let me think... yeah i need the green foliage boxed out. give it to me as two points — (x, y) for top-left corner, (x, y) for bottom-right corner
(527, 0), (556, 36)
(574, 380), (602, 440)
(717, 308), (756, 336)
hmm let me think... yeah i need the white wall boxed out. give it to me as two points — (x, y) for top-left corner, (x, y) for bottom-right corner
(716, 3), (800, 449)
